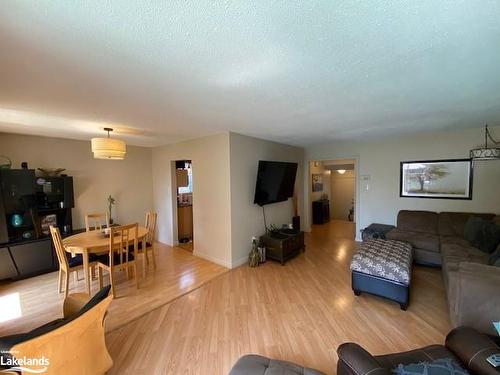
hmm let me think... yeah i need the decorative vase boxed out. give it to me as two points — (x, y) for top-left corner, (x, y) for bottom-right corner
(11, 214), (23, 227)
(258, 246), (266, 263)
(249, 238), (260, 267)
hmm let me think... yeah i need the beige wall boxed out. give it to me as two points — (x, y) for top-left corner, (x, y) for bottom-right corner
(330, 170), (355, 220)
(0, 132), (153, 229)
(152, 134), (232, 267)
(305, 126), (500, 238)
(229, 133), (304, 267)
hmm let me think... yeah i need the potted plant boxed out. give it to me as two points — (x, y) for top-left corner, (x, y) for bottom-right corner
(107, 195), (115, 224)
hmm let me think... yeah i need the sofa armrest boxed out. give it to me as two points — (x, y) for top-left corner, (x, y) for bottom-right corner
(449, 262), (500, 336)
(446, 326), (500, 375)
(337, 343), (391, 375)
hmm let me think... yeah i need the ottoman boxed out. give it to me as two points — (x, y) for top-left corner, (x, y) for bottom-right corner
(350, 239), (413, 310)
(229, 355), (325, 375)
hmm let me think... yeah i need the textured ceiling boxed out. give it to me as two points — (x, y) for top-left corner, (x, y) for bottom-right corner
(1, 1), (500, 147)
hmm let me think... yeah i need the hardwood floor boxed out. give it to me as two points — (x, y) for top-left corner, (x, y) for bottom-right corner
(0, 243), (228, 336)
(106, 221), (450, 374)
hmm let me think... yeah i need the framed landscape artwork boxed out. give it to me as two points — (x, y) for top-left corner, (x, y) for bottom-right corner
(400, 159), (473, 200)
(312, 174), (323, 192)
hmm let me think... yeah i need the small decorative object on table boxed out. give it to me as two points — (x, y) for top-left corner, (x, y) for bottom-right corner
(107, 195), (116, 224)
(249, 237), (260, 267)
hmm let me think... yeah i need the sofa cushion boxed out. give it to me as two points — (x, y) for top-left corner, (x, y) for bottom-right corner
(386, 229), (440, 253)
(350, 239), (413, 285)
(439, 236), (470, 247)
(229, 355), (325, 375)
(397, 210), (439, 234)
(463, 217), (485, 244)
(489, 246), (500, 266)
(475, 220), (500, 254)
(438, 212), (496, 237)
(440, 243), (489, 264)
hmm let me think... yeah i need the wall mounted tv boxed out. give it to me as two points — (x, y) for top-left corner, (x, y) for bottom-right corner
(253, 161), (298, 206)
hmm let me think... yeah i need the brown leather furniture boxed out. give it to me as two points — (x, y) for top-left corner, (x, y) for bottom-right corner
(337, 327), (500, 375)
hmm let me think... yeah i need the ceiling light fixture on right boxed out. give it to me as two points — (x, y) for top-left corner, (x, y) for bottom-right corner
(470, 124), (500, 161)
(337, 169), (346, 174)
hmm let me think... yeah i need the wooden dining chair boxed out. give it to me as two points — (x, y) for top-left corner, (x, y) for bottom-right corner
(50, 226), (97, 298)
(143, 211), (158, 269)
(85, 213), (109, 232)
(96, 223), (139, 297)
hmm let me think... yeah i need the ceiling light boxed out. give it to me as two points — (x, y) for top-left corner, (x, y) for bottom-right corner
(91, 128), (126, 160)
(470, 125), (500, 161)
(337, 169), (346, 174)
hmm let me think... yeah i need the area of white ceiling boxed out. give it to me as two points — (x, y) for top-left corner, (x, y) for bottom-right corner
(1, 1), (500, 147)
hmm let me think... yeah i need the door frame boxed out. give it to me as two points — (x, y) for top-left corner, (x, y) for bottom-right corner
(305, 156), (361, 241)
(170, 160), (195, 249)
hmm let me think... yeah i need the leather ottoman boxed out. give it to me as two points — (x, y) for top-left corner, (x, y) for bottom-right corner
(229, 355), (325, 375)
(350, 239), (413, 310)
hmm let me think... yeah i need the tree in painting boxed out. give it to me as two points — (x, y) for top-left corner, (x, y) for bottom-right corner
(408, 164), (450, 192)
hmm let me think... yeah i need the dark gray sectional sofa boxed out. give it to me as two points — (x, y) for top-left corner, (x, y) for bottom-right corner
(386, 210), (500, 336)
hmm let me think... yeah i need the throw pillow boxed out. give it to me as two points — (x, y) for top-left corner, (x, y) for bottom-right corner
(392, 358), (470, 375)
(464, 217), (484, 244)
(490, 246), (500, 266)
(476, 221), (500, 254)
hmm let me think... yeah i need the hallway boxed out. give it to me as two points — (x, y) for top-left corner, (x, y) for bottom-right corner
(311, 219), (356, 240)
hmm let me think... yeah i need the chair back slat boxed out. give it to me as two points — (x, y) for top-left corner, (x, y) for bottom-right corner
(145, 211), (158, 243)
(109, 223), (138, 266)
(85, 213), (109, 232)
(50, 226), (69, 271)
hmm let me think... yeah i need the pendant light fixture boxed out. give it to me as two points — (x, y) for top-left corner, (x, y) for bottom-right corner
(470, 125), (499, 161)
(91, 128), (126, 160)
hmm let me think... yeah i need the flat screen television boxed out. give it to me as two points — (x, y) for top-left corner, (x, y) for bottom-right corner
(253, 161), (298, 206)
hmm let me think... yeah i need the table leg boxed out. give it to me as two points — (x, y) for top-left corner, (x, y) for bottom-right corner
(142, 238), (147, 279)
(83, 249), (91, 295)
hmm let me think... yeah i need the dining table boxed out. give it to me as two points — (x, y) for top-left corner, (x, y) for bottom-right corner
(63, 226), (149, 295)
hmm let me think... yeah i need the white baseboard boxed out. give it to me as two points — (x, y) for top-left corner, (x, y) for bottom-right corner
(231, 256), (248, 269)
(194, 251), (232, 269)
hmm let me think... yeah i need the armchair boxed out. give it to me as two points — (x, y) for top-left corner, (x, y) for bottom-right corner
(0, 286), (113, 375)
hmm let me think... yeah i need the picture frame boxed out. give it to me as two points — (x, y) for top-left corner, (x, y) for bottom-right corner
(312, 174), (323, 192)
(400, 159), (473, 200)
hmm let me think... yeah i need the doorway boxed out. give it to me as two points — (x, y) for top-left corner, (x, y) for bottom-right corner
(308, 159), (357, 240)
(174, 160), (193, 252)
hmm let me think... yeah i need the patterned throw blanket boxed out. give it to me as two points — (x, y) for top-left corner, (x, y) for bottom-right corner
(350, 239), (413, 285)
